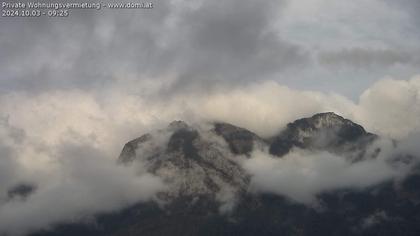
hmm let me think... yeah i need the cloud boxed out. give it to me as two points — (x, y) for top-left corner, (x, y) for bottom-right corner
(242, 136), (417, 204)
(319, 48), (420, 69)
(353, 76), (420, 138)
(383, 0), (420, 30)
(0, 118), (23, 201)
(173, 75), (420, 139)
(1, 0), (419, 99)
(0, 0), (308, 94)
(182, 81), (355, 137)
(0, 143), (164, 236)
(0, 92), (166, 235)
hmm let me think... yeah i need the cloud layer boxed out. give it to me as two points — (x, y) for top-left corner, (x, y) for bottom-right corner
(0, 112), (165, 235)
(0, 74), (420, 234)
(243, 138), (416, 204)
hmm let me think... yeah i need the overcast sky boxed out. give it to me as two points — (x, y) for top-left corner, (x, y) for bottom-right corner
(1, 0), (420, 235)
(1, 0), (419, 98)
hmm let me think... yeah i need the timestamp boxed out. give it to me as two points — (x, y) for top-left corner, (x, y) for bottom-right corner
(46, 10), (69, 17)
(2, 9), (69, 17)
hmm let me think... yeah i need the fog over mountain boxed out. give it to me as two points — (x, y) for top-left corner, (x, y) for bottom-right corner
(1, 0), (420, 235)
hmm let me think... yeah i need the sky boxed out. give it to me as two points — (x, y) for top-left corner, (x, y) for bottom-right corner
(1, 0), (420, 235)
(1, 0), (419, 97)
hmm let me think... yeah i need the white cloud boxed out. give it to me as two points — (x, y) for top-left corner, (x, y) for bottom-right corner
(243, 137), (415, 204)
(353, 76), (420, 138)
(0, 91), (167, 235)
(0, 145), (164, 235)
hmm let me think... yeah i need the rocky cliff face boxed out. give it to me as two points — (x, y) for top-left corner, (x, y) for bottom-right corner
(32, 113), (420, 236)
(119, 120), (249, 206)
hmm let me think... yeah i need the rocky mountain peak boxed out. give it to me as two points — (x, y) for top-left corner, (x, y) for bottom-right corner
(214, 122), (264, 155)
(118, 133), (152, 163)
(311, 112), (351, 124)
(118, 121), (249, 202)
(168, 120), (190, 130)
(269, 112), (377, 159)
(291, 112), (365, 134)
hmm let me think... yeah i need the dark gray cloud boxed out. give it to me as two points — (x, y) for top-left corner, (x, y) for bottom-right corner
(0, 116), (24, 201)
(168, 0), (307, 90)
(0, 0), (308, 94)
(0, 3), (171, 92)
(383, 0), (420, 26)
(2, 0), (420, 98)
(318, 48), (420, 69)
(0, 143), (19, 198)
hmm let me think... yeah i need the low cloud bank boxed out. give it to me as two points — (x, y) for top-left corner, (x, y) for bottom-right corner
(243, 136), (419, 204)
(0, 144), (164, 235)
(0, 108), (165, 235)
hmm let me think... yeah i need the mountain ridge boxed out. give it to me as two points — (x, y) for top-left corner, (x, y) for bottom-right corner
(31, 112), (420, 236)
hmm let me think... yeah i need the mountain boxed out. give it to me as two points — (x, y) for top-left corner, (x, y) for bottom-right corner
(31, 112), (420, 236)
(269, 112), (378, 160)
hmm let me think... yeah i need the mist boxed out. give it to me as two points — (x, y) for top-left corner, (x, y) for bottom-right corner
(243, 137), (419, 205)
